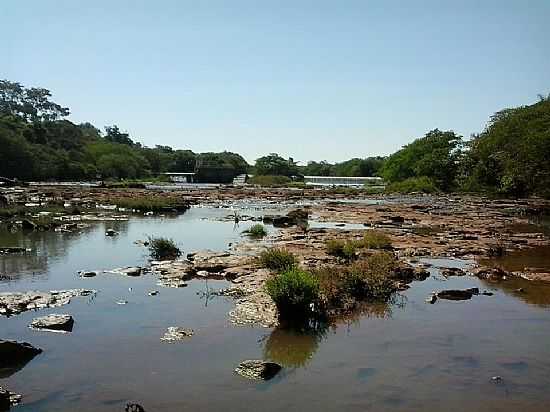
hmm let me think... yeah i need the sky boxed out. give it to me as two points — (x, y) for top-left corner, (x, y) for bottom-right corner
(2, 0), (549, 164)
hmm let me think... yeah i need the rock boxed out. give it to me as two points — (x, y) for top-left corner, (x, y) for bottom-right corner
(21, 219), (36, 231)
(148, 290), (159, 296)
(120, 267), (141, 277)
(125, 403), (146, 412)
(0, 247), (29, 255)
(264, 209), (309, 227)
(160, 327), (194, 342)
(437, 288), (479, 300)
(0, 289), (94, 317)
(390, 216), (405, 223)
(0, 386), (20, 410)
(105, 228), (117, 236)
(79, 270), (98, 278)
(491, 376), (503, 383)
(392, 262), (429, 283)
(191, 250), (249, 273)
(234, 360), (282, 381)
(481, 291), (494, 296)
(441, 267), (466, 277)
(473, 267), (508, 282)
(116, 300), (128, 305)
(0, 340), (42, 377)
(0, 386), (10, 411)
(29, 314), (74, 332)
(426, 294), (437, 304)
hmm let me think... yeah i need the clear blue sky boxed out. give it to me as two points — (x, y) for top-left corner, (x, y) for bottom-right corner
(2, 0), (549, 164)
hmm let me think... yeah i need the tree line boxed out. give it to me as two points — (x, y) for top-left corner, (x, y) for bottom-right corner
(1, 79), (549, 197)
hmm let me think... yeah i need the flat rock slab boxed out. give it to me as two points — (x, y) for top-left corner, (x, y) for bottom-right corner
(160, 327), (194, 343)
(0, 289), (94, 316)
(30, 314), (74, 332)
(235, 360), (282, 381)
(437, 288), (479, 300)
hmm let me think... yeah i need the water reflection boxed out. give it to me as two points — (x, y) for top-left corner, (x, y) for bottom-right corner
(478, 245), (550, 273)
(479, 276), (550, 307)
(262, 300), (401, 369)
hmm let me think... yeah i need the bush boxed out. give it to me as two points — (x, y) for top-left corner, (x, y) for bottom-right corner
(259, 248), (297, 271)
(326, 239), (360, 261)
(248, 175), (292, 187)
(314, 252), (398, 313)
(363, 230), (392, 249)
(265, 268), (320, 318)
(343, 252), (397, 300)
(247, 224), (267, 238)
(147, 236), (181, 260)
(385, 176), (439, 193)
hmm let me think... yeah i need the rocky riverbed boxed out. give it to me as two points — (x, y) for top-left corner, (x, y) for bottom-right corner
(1, 185), (550, 411)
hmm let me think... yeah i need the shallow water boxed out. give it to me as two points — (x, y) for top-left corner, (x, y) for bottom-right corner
(1, 208), (550, 411)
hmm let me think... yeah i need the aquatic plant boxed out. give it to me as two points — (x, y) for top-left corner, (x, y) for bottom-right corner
(363, 230), (392, 249)
(265, 268), (320, 319)
(247, 224), (268, 238)
(259, 248), (297, 271)
(147, 236), (181, 260)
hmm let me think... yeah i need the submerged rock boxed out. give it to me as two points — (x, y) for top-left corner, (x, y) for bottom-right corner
(437, 288), (479, 300)
(30, 314), (74, 332)
(234, 360), (282, 381)
(0, 340), (42, 378)
(0, 289), (94, 316)
(105, 228), (118, 236)
(125, 403), (146, 412)
(160, 327), (194, 342)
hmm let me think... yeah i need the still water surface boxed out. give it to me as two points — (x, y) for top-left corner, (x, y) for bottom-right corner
(1, 207), (550, 411)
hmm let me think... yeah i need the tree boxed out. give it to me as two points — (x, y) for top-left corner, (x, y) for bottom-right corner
(255, 153), (299, 176)
(381, 129), (463, 191)
(0, 79), (69, 122)
(462, 96), (550, 197)
(104, 125), (134, 146)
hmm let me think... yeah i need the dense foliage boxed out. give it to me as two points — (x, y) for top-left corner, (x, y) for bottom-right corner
(461, 96), (550, 197)
(2, 79), (549, 197)
(381, 129), (462, 191)
(0, 80), (248, 181)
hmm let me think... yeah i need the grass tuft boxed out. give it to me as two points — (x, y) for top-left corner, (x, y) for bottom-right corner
(247, 223), (268, 239)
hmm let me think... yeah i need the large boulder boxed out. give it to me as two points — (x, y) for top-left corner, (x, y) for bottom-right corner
(264, 208), (309, 228)
(235, 360), (282, 381)
(30, 314), (74, 332)
(0, 340), (42, 378)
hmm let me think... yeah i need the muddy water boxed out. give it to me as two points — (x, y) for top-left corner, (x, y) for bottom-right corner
(1, 208), (550, 411)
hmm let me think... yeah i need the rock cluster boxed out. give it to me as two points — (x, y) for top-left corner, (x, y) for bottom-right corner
(0, 289), (94, 316)
(160, 327), (194, 342)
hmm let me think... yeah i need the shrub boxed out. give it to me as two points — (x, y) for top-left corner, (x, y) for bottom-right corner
(344, 252), (398, 300)
(147, 236), (181, 260)
(259, 248), (297, 271)
(385, 176), (439, 194)
(265, 268), (320, 318)
(363, 230), (392, 249)
(326, 239), (360, 261)
(247, 224), (267, 238)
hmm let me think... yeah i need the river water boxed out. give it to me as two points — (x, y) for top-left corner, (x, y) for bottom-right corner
(1, 206), (550, 411)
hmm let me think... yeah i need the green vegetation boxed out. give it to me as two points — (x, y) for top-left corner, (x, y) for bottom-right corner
(247, 224), (268, 238)
(248, 175), (292, 186)
(461, 95), (550, 197)
(385, 176), (439, 193)
(325, 239), (361, 261)
(0, 80), (248, 182)
(259, 248), (298, 271)
(363, 231), (392, 249)
(147, 236), (181, 260)
(111, 196), (188, 213)
(265, 267), (320, 318)
(2, 79), (549, 198)
(381, 129), (462, 192)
